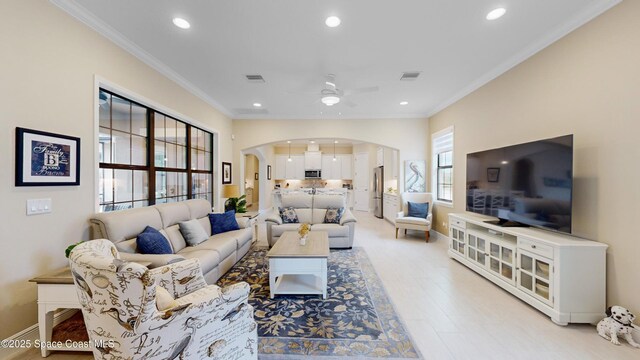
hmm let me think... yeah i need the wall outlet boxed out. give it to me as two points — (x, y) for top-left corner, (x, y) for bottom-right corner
(442, 221), (447, 228)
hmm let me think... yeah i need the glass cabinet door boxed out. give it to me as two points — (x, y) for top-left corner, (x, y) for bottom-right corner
(518, 250), (553, 305)
(487, 239), (516, 285)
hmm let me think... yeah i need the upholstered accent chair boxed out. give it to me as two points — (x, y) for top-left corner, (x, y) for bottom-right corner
(69, 239), (257, 360)
(395, 192), (433, 242)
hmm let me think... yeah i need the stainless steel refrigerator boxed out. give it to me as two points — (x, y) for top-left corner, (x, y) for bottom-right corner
(373, 166), (384, 218)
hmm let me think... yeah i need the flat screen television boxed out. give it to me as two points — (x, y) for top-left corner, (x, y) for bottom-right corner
(466, 135), (573, 234)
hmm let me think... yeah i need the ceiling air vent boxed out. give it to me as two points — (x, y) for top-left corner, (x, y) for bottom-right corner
(234, 108), (269, 115)
(245, 74), (265, 83)
(400, 72), (421, 81)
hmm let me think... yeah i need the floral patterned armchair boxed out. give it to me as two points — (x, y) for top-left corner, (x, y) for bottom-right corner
(68, 239), (257, 359)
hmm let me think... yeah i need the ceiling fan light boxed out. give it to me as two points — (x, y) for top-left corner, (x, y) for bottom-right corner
(321, 95), (340, 106)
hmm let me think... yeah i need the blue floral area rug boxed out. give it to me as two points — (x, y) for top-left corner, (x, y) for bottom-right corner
(217, 246), (422, 359)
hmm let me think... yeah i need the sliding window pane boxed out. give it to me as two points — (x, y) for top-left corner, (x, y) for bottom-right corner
(166, 143), (177, 168)
(131, 135), (147, 166)
(99, 128), (112, 163)
(155, 142), (166, 167)
(133, 170), (148, 201)
(176, 122), (187, 145)
(99, 168), (113, 204)
(131, 103), (147, 137)
(111, 97), (131, 133)
(114, 170), (133, 202)
(154, 113), (165, 141)
(204, 133), (212, 152)
(177, 145), (186, 169)
(99, 92), (111, 128)
(165, 117), (177, 143)
(112, 130), (131, 165)
(197, 129), (206, 150)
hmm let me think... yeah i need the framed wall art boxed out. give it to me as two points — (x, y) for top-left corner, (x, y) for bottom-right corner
(222, 162), (232, 184)
(487, 167), (500, 182)
(405, 160), (426, 192)
(15, 127), (80, 186)
(254, 172), (259, 180)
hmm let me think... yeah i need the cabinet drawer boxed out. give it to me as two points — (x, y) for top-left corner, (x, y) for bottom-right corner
(518, 238), (553, 259)
(450, 217), (465, 228)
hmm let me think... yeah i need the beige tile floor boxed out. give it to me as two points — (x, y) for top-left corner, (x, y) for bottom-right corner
(9, 211), (638, 359)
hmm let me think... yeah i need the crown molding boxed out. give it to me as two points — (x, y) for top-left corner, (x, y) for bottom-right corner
(426, 0), (622, 118)
(49, 0), (233, 118)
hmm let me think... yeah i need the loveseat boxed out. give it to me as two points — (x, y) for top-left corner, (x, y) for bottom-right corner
(264, 193), (357, 248)
(89, 199), (253, 284)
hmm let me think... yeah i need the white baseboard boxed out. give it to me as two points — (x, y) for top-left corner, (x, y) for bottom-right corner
(0, 309), (78, 359)
(430, 230), (446, 241)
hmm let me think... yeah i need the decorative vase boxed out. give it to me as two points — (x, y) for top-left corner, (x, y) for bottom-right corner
(299, 235), (307, 246)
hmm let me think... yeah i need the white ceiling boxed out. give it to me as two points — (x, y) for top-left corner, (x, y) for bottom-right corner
(56, 0), (619, 120)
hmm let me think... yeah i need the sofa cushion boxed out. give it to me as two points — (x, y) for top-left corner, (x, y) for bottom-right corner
(407, 202), (429, 218)
(279, 207), (299, 224)
(90, 206), (162, 243)
(229, 228), (253, 249)
(396, 217), (431, 226)
(156, 286), (178, 311)
(181, 233), (238, 260)
(295, 209), (312, 224)
(312, 209), (327, 224)
(314, 194), (346, 209)
(185, 199), (212, 219)
(177, 249), (221, 275)
(209, 211), (240, 235)
(155, 202), (191, 228)
(281, 194), (313, 208)
(163, 224), (187, 253)
(196, 217), (212, 235)
(136, 226), (173, 254)
(324, 207), (345, 224)
(272, 224), (302, 238)
(179, 219), (209, 246)
(310, 223), (349, 237)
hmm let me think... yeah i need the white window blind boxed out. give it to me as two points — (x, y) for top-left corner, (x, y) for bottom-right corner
(432, 127), (454, 204)
(432, 127), (453, 155)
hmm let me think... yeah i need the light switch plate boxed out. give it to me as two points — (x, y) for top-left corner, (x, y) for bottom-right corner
(26, 198), (52, 215)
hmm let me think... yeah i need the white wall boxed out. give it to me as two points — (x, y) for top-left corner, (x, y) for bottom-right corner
(0, 1), (233, 338)
(429, 0), (640, 313)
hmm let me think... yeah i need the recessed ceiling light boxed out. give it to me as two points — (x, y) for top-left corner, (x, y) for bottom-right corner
(486, 8), (506, 21)
(334, 140), (339, 144)
(172, 17), (191, 29)
(400, 101), (409, 105)
(325, 16), (341, 28)
(310, 140), (315, 144)
(287, 141), (291, 144)
(501, 160), (509, 164)
(253, 103), (262, 107)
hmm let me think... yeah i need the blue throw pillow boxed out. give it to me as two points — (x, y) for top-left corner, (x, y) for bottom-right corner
(324, 207), (345, 224)
(279, 207), (299, 224)
(209, 211), (240, 235)
(136, 226), (173, 254)
(407, 201), (429, 218)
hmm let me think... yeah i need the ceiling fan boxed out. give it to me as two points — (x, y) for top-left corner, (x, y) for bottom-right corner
(293, 74), (379, 107)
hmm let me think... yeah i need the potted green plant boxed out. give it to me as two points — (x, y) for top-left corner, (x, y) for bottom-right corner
(65, 241), (83, 258)
(225, 194), (247, 213)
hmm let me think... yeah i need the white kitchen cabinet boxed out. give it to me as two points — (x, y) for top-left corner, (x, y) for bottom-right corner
(275, 155), (304, 179)
(383, 193), (398, 223)
(275, 155), (287, 179)
(322, 154), (352, 180)
(321, 155), (334, 179)
(376, 147), (384, 167)
(392, 150), (398, 178)
(448, 212), (607, 326)
(305, 151), (322, 170)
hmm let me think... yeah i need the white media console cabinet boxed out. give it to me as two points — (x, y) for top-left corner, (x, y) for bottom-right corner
(448, 212), (607, 325)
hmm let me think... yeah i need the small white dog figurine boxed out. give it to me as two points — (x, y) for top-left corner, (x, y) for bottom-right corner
(597, 306), (640, 348)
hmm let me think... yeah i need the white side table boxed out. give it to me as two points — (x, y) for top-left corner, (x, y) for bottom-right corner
(236, 211), (259, 241)
(29, 267), (87, 357)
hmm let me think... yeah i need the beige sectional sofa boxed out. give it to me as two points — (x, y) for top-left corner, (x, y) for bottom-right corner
(265, 193), (356, 248)
(89, 199), (253, 284)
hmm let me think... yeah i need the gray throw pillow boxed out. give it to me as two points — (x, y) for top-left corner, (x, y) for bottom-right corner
(179, 219), (209, 246)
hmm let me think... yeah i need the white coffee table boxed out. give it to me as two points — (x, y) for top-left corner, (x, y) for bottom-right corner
(266, 231), (329, 299)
